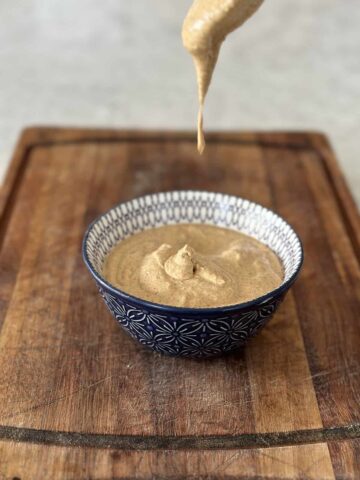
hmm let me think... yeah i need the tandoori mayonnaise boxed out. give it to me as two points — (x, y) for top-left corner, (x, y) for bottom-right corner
(103, 224), (282, 308)
(182, 0), (264, 153)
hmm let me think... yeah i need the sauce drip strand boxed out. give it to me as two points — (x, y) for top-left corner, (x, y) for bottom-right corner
(182, 0), (264, 154)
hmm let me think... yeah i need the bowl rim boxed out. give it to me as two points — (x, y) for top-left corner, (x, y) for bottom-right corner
(82, 190), (304, 314)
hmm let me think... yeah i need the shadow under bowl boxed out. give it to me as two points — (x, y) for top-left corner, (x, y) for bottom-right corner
(82, 191), (303, 359)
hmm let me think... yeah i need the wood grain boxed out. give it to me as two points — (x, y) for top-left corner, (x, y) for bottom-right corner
(0, 128), (359, 479)
(328, 439), (360, 480)
(0, 440), (336, 480)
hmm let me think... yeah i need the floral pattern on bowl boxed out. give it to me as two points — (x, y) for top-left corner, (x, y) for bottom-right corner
(83, 191), (303, 358)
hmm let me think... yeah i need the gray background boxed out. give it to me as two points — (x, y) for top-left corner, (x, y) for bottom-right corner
(1, 0), (359, 203)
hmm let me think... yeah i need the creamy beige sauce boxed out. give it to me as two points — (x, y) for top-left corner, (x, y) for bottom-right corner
(182, 0), (264, 153)
(103, 224), (283, 308)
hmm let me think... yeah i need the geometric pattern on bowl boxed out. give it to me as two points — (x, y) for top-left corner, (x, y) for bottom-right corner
(83, 191), (303, 358)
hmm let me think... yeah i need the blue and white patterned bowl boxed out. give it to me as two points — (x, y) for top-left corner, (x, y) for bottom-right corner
(82, 191), (303, 358)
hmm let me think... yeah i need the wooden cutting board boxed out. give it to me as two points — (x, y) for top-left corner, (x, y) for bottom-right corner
(0, 127), (359, 480)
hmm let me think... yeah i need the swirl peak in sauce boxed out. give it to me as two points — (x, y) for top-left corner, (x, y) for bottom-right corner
(103, 224), (283, 308)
